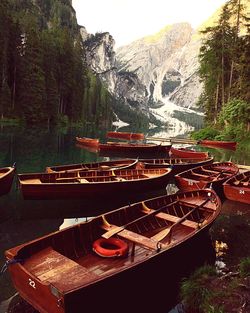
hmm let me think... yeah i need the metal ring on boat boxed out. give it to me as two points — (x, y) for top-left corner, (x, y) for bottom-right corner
(93, 237), (128, 257)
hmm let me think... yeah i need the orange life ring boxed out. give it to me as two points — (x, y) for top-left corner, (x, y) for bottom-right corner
(93, 237), (128, 258)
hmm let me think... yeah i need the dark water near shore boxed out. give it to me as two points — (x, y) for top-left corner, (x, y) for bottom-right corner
(0, 125), (250, 313)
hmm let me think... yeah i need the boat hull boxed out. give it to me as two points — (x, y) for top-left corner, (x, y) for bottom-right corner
(99, 143), (171, 154)
(7, 228), (214, 313)
(199, 140), (237, 150)
(170, 147), (209, 159)
(223, 171), (250, 204)
(75, 137), (99, 147)
(6, 188), (220, 312)
(0, 165), (16, 196)
(18, 168), (171, 200)
(106, 131), (144, 141)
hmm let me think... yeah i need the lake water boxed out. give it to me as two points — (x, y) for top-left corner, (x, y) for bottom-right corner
(0, 125), (249, 313)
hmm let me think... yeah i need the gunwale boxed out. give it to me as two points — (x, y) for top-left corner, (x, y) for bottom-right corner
(0, 164), (16, 196)
(45, 159), (138, 173)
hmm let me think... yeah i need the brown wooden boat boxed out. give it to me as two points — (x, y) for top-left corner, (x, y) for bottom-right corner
(174, 162), (239, 197)
(223, 171), (250, 204)
(18, 168), (172, 200)
(4, 188), (221, 313)
(199, 139), (237, 150)
(99, 142), (171, 154)
(0, 164), (16, 196)
(45, 159), (138, 173)
(138, 157), (214, 175)
(75, 143), (99, 153)
(75, 137), (99, 147)
(106, 131), (144, 141)
(170, 146), (209, 159)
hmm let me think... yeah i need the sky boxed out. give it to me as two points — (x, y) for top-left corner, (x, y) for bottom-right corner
(72, 0), (228, 48)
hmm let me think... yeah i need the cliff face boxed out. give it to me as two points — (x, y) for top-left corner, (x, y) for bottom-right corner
(83, 32), (149, 114)
(116, 23), (202, 109)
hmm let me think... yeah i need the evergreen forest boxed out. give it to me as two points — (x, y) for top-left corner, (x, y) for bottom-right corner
(0, 0), (114, 127)
(194, 0), (250, 142)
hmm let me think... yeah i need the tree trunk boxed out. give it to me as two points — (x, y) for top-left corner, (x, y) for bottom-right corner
(228, 0), (241, 100)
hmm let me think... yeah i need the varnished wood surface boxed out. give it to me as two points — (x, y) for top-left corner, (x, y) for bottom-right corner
(5, 189), (221, 313)
(223, 170), (250, 204)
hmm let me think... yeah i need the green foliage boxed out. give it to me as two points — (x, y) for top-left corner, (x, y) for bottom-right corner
(191, 127), (220, 140)
(218, 98), (250, 126)
(239, 257), (250, 277)
(172, 111), (204, 129)
(197, 0), (250, 126)
(180, 265), (218, 313)
(112, 98), (149, 128)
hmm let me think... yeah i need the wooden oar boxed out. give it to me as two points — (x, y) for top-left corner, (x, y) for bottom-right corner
(102, 200), (180, 239)
(151, 198), (211, 242)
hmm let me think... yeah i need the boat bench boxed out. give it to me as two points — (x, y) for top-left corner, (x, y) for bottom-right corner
(154, 212), (197, 228)
(101, 225), (159, 250)
(21, 178), (42, 184)
(25, 247), (98, 292)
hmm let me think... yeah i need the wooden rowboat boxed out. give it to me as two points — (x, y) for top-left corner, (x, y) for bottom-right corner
(138, 157), (214, 175)
(99, 142), (171, 154)
(45, 159), (138, 173)
(223, 171), (250, 204)
(0, 164), (16, 196)
(75, 137), (99, 147)
(174, 161), (239, 197)
(106, 131), (144, 141)
(18, 168), (172, 200)
(199, 139), (237, 150)
(170, 146), (209, 159)
(4, 188), (221, 313)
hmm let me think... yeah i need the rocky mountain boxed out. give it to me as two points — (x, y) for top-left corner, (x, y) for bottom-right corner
(82, 30), (152, 123)
(116, 23), (202, 110)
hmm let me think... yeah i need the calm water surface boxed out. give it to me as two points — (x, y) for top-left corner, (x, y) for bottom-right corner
(0, 125), (249, 313)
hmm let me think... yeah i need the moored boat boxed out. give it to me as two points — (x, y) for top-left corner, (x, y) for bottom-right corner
(170, 146), (209, 159)
(4, 188), (221, 313)
(45, 159), (138, 173)
(0, 164), (16, 196)
(174, 161), (239, 197)
(223, 171), (250, 204)
(106, 131), (144, 141)
(138, 157), (214, 175)
(18, 168), (172, 200)
(75, 137), (99, 147)
(199, 139), (237, 150)
(99, 142), (171, 154)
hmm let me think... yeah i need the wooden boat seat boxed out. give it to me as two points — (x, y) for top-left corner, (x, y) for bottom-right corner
(200, 167), (219, 174)
(56, 177), (89, 183)
(26, 247), (98, 292)
(154, 212), (198, 229)
(117, 229), (160, 250)
(101, 224), (159, 250)
(190, 170), (209, 178)
(114, 177), (127, 181)
(21, 178), (42, 184)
